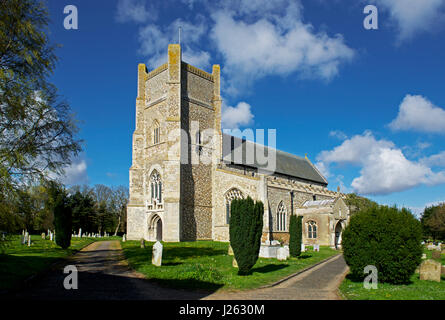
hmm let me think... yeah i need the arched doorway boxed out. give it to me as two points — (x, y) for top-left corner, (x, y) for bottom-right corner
(148, 214), (162, 241)
(156, 218), (162, 241)
(335, 221), (343, 249)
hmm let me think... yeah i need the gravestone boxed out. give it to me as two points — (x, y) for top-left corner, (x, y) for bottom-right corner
(419, 259), (441, 282)
(27, 236), (31, 247)
(140, 239), (145, 248)
(314, 244), (320, 252)
(122, 234), (126, 242)
(432, 250), (441, 260)
(228, 245), (234, 256)
(232, 257), (238, 268)
(21, 235), (25, 245)
(422, 253), (427, 259)
(41, 233), (45, 239)
(152, 241), (163, 267)
(78, 228), (82, 238)
(301, 243), (306, 252)
(277, 247), (288, 261)
(49, 232), (53, 241)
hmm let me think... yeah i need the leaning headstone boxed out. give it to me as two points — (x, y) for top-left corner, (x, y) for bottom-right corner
(419, 259), (441, 282)
(432, 250), (441, 260)
(122, 234), (126, 242)
(228, 245), (234, 256)
(140, 239), (145, 248)
(152, 241), (163, 267)
(301, 243), (306, 252)
(277, 247), (288, 261)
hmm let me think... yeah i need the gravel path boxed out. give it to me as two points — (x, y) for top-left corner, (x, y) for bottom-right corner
(6, 241), (348, 300)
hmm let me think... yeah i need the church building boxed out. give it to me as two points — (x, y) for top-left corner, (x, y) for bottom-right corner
(127, 44), (350, 249)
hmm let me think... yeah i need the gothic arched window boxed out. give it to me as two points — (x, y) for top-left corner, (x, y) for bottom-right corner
(308, 221), (317, 239)
(225, 188), (244, 224)
(277, 201), (287, 231)
(150, 170), (162, 203)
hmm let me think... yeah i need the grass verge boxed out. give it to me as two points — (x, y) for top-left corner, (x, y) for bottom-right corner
(121, 240), (338, 292)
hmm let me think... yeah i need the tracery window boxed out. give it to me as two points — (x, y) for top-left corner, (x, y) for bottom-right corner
(277, 201), (287, 231)
(308, 220), (317, 239)
(150, 171), (162, 203)
(225, 188), (244, 224)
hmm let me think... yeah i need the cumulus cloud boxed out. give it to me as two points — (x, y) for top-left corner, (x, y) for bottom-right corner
(317, 131), (445, 195)
(47, 158), (88, 186)
(389, 94), (445, 133)
(370, 0), (445, 41)
(421, 151), (445, 167)
(221, 101), (254, 129)
(329, 130), (348, 140)
(210, 5), (355, 95)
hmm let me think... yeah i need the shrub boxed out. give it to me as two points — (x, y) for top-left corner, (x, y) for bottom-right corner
(289, 215), (303, 257)
(48, 182), (72, 249)
(342, 205), (423, 284)
(229, 196), (264, 275)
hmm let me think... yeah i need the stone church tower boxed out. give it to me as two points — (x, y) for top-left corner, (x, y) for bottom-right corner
(127, 44), (222, 242)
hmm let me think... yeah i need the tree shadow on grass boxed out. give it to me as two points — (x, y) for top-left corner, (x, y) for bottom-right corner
(251, 264), (288, 274)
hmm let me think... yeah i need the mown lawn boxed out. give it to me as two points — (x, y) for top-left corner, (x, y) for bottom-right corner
(121, 240), (338, 292)
(339, 249), (445, 300)
(0, 235), (110, 291)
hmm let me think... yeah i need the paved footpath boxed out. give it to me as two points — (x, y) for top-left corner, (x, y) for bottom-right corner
(204, 254), (349, 300)
(7, 241), (348, 300)
(8, 241), (207, 300)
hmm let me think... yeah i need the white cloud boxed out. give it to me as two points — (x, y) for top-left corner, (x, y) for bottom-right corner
(221, 101), (254, 129)
(61, 159), (88, 186)
(138, 19), (211, 70)
(329, 130), (348, 140)
(116, 0), (154, 23)
(317, 131), (445, 195)
(421, 151), (445, 167)
(389, 94), (445, 133)
(371, 0), (445, 41)
(210, 6), (355, 95)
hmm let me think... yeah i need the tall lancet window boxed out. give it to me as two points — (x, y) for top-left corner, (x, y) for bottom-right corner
(224, 188), (244, 225)
(277, 201), (287, 231)
(153, 120), (160, 144)
(150, 171), (162, 203)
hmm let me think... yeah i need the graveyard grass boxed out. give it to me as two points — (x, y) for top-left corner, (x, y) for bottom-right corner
(339, 249), (445, 300)
(121, 240), (338, 291)
(0, 235), (119, 291)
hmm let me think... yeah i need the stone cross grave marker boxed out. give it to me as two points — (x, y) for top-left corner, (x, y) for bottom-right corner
(152, 241), (163, 267)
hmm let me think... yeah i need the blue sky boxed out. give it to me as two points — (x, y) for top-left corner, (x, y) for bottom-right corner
(46, 0), (445, 216)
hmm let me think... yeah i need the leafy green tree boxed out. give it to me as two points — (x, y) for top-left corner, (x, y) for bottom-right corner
(229, 197), (264, 275)
(289, 215), (303, 257)
(345, 193), (378, 216)
(422, 203), (445, 241)
(70, 190), (97, 234)
(0, 0), (81, 193)
(342, 205), (423, 284)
